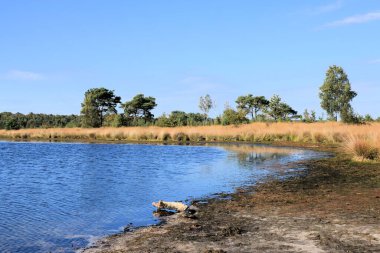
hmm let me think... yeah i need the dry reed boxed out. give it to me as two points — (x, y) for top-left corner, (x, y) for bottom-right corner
(344, 135), (380, 162)
(1, 122), (379, 161)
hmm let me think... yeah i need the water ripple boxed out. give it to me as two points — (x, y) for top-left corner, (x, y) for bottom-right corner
(0, 142), (326, 252)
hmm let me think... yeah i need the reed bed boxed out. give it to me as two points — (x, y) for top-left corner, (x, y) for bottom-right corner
(1, 122), (379, 161)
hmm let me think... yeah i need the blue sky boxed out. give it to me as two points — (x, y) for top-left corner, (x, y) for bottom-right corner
(0, 0), (379, 118)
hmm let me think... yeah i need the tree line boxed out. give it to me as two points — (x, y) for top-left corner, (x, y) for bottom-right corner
(0, 112), (80, 130)
(79, 87), (302, 128)
(1, 65), (379, 130)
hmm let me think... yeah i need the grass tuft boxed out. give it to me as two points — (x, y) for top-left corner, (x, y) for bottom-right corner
(344, 136), (379, 162)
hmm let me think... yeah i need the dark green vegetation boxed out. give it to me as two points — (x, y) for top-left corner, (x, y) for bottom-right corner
(122, 94), (157, 126)
(155, 111), (205, 127)
(0, 112), (81, 130)
(81, 88), (121, 128)
(1, 65), (379, 129)
(236, 94), (269, 120)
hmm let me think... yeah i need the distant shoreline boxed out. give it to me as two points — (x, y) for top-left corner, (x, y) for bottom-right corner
(1, 121), (379, 144)
(1, 122), (379, 162)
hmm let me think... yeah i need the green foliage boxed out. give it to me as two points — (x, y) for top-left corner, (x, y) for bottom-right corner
(265, 95), (298, 121)
(221, 107), (248, 125)
(1, 80), (372, 129)
(199, 94), (214, 120)
(169, 111), (188, 126)
(364, 114), (374, 122)
(187, 113), (205, 125)
(122, 94), (157, 125)
(155, 111), (205, 127)
(236, 94), (269, 120)
(340, 105), (364, 124)
(81, 94), (101, 128)
(319, 65), (357, 121)
(80, 88), (121, 128)
(103, 114), (123, 127)
(155, 113), (171, 127)
(303, 109), (316, 123)
(0, 112), (81, 130)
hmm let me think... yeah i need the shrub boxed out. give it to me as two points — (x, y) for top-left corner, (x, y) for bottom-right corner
(344, 137), (379, 161)
(221, 108), (248, 125)
(313, 133), (327, 143)
(161, 133), (171, 141)
(173, 132), (189, 142)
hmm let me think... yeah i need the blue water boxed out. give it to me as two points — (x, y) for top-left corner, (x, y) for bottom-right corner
(0, 141), (324, 252)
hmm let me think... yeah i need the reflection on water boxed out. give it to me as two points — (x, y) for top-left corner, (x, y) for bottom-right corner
(0, 142), (324, 253)
(221, 144), (306, 169)
(223, 144), (303, 155)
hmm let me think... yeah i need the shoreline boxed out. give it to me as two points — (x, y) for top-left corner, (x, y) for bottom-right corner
(1, 122), (379, 145)
(0, 136), (338, 153)
(81, 145), (380, 253)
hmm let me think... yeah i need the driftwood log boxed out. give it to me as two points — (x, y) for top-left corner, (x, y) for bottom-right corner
(152, 200), (188, 212)
(153, 200), (199, 218)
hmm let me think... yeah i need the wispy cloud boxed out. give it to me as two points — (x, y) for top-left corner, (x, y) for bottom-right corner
(369, 59), (380, 64)
(313, 0), (343, 14)
(4, 70), (45, 81)
(324, 11), (380, 28)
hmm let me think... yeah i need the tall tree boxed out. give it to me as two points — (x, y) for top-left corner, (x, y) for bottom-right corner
(122, 94), (157, 124)
(80, 88), (121, 128)
(265, 95), (297, 121)
(319, 65), (357, 121)
(199, 94), (214, 122)
(236, 94), (269, 120)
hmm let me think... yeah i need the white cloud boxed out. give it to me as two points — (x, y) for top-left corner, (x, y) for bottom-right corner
(324, 11), (380, 27)
(313, 0), (343, 14)
(4, 70), (45, 81)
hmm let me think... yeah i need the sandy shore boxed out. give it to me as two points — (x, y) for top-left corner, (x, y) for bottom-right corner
(82, 148), (380, 253)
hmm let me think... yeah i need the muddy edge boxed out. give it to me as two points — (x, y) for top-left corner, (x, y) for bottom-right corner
(83, 145), (380, 253)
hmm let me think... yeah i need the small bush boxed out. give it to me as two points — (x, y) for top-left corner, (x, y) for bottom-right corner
(173, 132), (189, 142)
(161, 133), (171, 141)
(313, 133), (327, 143)
(205, 135), (218, 142)
(137, 133), (148, 141)
(189, 133), (205, 142)
(353, 142), (379, 161)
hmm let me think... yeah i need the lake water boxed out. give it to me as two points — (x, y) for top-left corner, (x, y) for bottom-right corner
(0, 141), (325, 253)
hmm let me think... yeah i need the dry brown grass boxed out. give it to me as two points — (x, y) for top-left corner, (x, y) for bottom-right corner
(344, 135), (380, 162)
(1, 122), (379, 160)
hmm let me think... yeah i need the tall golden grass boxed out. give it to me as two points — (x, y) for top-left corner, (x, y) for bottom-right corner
(0, 122), (379, 160)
